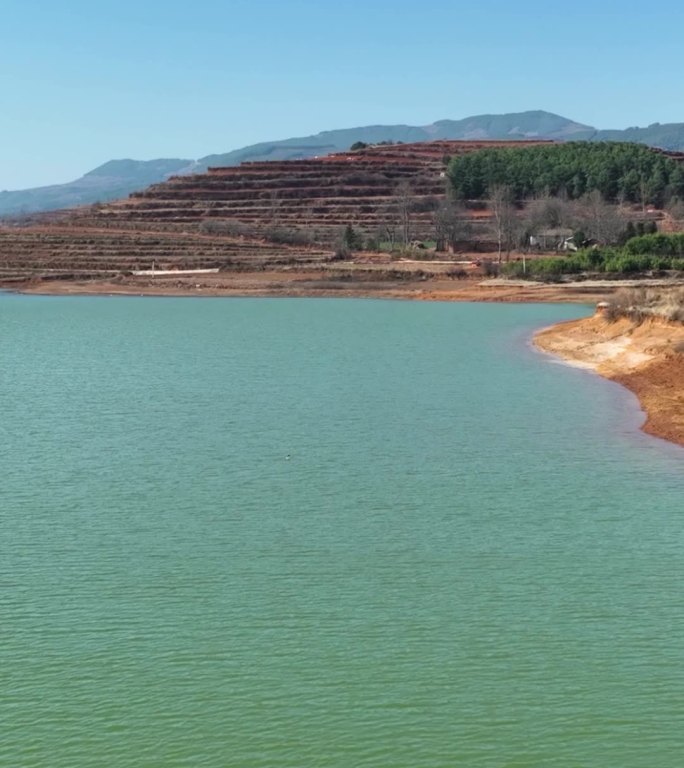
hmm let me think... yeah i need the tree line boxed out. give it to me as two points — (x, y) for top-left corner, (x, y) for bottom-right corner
(336, 184), (662, 261)
(447, 142), (684, 206)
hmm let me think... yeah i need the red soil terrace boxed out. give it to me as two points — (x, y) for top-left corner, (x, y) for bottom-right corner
(2, 139), (681, 287)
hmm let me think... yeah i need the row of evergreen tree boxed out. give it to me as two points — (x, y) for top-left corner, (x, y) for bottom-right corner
(447, 142), (684, 206)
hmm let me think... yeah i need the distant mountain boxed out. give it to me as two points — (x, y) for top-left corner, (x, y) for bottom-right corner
(3, 111), (684, 217)
(592, 123), (684, 148)
(0, 158), (195, 218)
(198, 111), (593, 168)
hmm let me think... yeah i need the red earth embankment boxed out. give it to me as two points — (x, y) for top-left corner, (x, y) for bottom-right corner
(535, 313), (684, 447)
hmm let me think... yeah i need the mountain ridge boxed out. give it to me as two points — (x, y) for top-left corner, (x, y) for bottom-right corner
(3, 110), (684, 216)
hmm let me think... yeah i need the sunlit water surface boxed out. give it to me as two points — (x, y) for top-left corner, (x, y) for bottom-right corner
(1, 295), (683, 767)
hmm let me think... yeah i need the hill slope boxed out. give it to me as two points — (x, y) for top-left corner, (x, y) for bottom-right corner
(4, 111), (684, 216)
(0, 158), (195, 217)
(73, 139), (553, 244)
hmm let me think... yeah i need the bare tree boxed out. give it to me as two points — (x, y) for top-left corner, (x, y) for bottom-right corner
(666, 198), (684, 229)
(268, 190), (282, 225)
(574, 190), (626, 245)
(521, 193), (576, 253)
(488, 184), (520, 263)
(380, 222), (397, 250)
(434, 199), (472, 252)
(526, 193), (574, 232)
(395, 181), (414, 247)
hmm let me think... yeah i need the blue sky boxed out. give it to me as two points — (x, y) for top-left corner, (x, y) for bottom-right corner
(2, 0), (683, 189)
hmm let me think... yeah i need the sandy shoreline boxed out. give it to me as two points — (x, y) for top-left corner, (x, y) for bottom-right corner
(535, 313), (684, 448)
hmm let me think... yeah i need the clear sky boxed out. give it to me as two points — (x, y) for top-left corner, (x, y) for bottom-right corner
(2, 0), (683, 190)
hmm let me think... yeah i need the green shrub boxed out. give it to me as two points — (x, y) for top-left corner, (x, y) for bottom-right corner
(624, 232), (684, 256)
(502, 261), (526, 278)
(603, 254), (648, 273)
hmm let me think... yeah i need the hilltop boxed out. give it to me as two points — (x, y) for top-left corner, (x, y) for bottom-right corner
(4, 110), (684, 216)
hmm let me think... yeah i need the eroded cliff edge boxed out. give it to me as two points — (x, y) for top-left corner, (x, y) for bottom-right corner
(535, 311), (684, 448)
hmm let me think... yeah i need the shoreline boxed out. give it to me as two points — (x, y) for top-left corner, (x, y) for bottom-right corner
(1, 273), (641, 304)
(6, 273), (682, 450)
(535, 313), (684, 449)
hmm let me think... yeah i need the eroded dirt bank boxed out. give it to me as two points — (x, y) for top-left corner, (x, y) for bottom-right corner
(8, 273), (625, 304)
(535, 313), (684, 447)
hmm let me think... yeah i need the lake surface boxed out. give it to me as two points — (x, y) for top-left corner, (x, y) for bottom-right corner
(2, 295), (683, 767)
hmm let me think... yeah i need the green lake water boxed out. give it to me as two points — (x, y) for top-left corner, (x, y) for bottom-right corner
(1, 295), (683, 767)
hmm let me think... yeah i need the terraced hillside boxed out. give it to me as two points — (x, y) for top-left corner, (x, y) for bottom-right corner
(0, 226), (330, 285)
(6, 139), (623, 288)
(69, 140), (555, 244)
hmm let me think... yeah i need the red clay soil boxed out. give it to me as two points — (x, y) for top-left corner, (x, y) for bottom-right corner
(613, 354), (684, 446)
(14, 271), (615, 305)
(536, 314), (684, 448)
